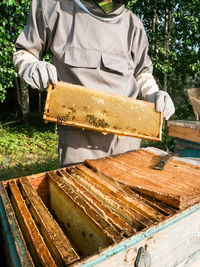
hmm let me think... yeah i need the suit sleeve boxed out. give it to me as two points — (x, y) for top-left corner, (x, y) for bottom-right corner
(132, 24), (153, 78)
(132, 23), (159, 98)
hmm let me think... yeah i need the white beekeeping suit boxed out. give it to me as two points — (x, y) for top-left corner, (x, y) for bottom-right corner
(13, 0), (175, 167)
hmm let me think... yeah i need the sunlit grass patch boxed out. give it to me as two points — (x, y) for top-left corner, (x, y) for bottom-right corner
(0, 121), (59, 180)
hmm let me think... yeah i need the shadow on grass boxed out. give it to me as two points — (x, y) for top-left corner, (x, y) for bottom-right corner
(1, 112), (58, 134)
(0, 157), (59, 181)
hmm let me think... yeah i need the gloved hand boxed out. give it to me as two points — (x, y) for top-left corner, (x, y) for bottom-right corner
(146, 91), (175, 120)
(22, 61), (57, 90)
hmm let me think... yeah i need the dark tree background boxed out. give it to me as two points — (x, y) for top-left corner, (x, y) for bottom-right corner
(0, 0), (200, 123)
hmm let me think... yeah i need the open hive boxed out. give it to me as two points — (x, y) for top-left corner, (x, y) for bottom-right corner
(43, 82), (163, 141)
(2, 148), (200, 266)
(0, 149), (182, 266)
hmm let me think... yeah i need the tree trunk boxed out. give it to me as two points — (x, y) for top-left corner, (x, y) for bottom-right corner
(151, 0), (158, 58)
(38, 91), (43, 114)
(163, 6), (169, 91)
(15, 78), (30, 124)
(163, 0), (174, 91)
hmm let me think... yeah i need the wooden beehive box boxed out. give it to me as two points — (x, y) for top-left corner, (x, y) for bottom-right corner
(168, 120), (200, 158)
(168, 120), (200, 144)
(1, 148), (200, 267)
(43, 82), (163, 141)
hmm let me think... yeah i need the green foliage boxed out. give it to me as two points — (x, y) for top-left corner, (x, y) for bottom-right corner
(126, 0), (200, 151)
(1, 0), (199, 107)
(0, 121), (59, 179)
(0, 0), (200, 159)
(126, 0), (200, 83)
(0, 0), (31, 102)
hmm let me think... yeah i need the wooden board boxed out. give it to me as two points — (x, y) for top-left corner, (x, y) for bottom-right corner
(0, 183), (34, 266)
(48, 171), (122, 257)
(73, 165), (165, 223)
(77, 204), (200, 267)
(57, 169), (134, 238)
(18, 177), (79, 266)
(9, 180), (56, 267)
(173, 138), (200, 158)
(43, 82), (163, 141)
(66, 167), (154, 231)
(168, 120), (200, 143)
(85, 149), (200, 209)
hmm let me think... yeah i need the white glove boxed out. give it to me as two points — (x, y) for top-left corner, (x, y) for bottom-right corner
(146, 91), (175, 120)
(13, 50), (57, 90)
(136, 73), (175, 120)
(21, 61), (57, 90)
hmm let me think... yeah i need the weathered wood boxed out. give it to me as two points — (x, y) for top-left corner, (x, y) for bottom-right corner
(177, 251), (200, 267)
(110, 151), (200, 190)
(76, 165), (165, 222)
(174, 138), (200, 150)
(0, 182), (34, 267)
(1, 148), (200, 267)
(173, 138), (200, 158)
(17, 171), (52, 208)
(133, 191), (177, 216)
(57, 169), (134, 237)
(28, 174), (50, 208)
(43, 82), (163, 141)
(86, 156), (184, 208)
(168, 120), (200, 143)
(66, 167), (154, 230)
(48, 171), (122, 257)
(18, 177), (79, 266)
(76, 204), (200, 267)
(77, 165), (176, 216)
(79, 163), (176, 216)
(85, 149), (200, 209)
(168, 120), (200, 129)
(9, 180), (56, 267)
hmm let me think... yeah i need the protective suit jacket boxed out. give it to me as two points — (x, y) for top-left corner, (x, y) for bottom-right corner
(15, 0), (155, 167)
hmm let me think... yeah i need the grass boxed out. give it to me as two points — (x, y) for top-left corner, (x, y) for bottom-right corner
(0, 116), (59, 181)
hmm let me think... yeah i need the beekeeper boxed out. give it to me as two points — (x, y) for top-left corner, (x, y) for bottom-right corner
(13, 0), (175, 167)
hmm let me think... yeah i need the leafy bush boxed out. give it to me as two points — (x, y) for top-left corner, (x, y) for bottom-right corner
(0, 0), (31, 102)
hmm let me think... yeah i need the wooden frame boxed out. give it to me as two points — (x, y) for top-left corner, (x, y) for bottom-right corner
(0, 183), (34, 266)
(9, 180), (57, 266)
(43, 82), (163, 141)
(85, 148), (200, 209)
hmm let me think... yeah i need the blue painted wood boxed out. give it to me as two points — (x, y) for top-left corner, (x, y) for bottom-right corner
(174, 138), (200, 150)
(79, 203), (200, 266)
(174, 138), (200, 157)
(175, 148), (200, 158)
(0, 183), (33, 267)
(0, 195), (21, 267)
